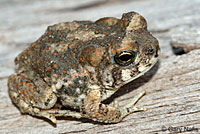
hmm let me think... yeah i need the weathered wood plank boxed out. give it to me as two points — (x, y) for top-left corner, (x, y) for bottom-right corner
(170, 26), (200, 54)
(0, 0), (200, 134)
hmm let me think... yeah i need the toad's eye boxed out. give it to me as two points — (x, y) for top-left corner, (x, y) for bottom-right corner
(114, 50), (137, 66)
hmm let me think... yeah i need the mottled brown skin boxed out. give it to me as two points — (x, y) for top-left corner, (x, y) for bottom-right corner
(8, 12), (160, 123)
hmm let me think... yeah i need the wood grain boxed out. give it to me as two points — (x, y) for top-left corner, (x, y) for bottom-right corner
(0, 0), (200, 133)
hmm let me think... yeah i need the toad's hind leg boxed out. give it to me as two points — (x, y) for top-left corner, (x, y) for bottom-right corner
(8, 73), (83, 123)
(82, 89), (146, 123)
(8, 73), (59, 122)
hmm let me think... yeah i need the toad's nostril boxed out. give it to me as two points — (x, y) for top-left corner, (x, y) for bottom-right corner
(147, 46), (154, 54)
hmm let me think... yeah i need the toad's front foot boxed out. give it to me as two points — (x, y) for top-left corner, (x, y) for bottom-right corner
(119, 90), (146, 119)
(82, 90), (146, 123)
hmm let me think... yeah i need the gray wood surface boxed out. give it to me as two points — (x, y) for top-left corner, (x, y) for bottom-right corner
(0, 0), (200, 133)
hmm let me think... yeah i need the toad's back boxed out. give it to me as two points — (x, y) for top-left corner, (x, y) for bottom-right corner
(14, 21), (95, 79)
(14, 19), (125, 80)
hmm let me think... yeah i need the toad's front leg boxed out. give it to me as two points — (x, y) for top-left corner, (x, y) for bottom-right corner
(82, 89), (146, 123)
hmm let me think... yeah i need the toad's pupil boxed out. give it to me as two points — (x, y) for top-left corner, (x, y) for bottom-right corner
(119, 54), (133, 61)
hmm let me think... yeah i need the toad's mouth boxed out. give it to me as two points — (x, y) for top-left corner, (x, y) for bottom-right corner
(122, 57), (159, 84)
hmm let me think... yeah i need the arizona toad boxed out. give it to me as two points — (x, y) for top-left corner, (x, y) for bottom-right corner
(8, 12), (160, 123)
